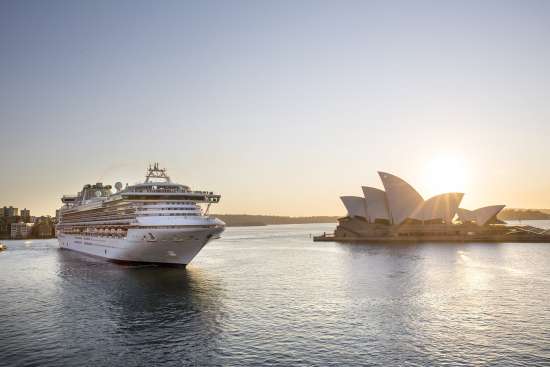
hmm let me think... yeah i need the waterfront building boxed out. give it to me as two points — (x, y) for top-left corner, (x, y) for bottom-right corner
(340, 172), (472, 226)
(318, 171), (550, 243)
(0, 215), (20, 238)
(11, 222), (34, 239)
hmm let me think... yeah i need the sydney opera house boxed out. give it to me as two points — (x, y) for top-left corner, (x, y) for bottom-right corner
(316, 172), (550, 243)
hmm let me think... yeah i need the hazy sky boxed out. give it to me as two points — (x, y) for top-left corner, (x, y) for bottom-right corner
(1, 0), (549, 216)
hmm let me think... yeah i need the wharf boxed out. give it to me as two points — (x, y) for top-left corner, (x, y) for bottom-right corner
(313, 232), (550, 244)
(316, 215), (550, 244)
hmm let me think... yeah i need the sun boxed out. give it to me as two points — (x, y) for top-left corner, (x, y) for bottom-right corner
(422, 154), (469, 196)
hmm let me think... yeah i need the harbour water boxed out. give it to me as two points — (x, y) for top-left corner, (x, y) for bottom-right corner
(1, 222), (550, 366)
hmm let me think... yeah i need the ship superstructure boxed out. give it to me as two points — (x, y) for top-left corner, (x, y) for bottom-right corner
(57, 163), (225, 265)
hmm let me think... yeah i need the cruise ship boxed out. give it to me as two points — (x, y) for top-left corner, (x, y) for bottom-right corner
(57, 163), (225, 266)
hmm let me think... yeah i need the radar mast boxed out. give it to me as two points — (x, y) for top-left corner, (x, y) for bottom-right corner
(145, 162), (171, 183)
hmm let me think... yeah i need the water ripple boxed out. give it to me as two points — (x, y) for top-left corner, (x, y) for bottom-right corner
(1, 223), (550, 366)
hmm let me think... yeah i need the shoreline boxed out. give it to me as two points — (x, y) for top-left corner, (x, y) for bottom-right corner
(1, 222), (337, 240)
(1, 236), (56, 241)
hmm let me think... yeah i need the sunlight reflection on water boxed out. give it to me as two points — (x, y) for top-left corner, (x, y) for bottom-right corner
(1, 223), (550, 366)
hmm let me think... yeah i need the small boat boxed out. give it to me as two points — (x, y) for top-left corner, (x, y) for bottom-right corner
(0, 243), (7, 251)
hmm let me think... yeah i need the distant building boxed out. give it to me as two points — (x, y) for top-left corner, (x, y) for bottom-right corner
(21, 208), (31, 222)
(2, 206), (19, 217)
(11, 222), (34, 239)
(1, 216), (20, 238)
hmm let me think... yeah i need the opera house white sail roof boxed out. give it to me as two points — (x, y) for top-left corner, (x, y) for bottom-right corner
(378, 172), (424, 224)
(456, 205), (506, 226)
(362, 186), (390, 222)
(340, 196), (368, 219)
(340, 172), (505, 226)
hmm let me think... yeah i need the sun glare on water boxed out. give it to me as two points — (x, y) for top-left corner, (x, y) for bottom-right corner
(422, 154), (469, 196)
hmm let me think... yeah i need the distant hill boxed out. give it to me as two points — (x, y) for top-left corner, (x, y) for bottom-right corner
(498, 209), (550, 221)
(212, 214), (339, 227)
(214, 210), (550, 225)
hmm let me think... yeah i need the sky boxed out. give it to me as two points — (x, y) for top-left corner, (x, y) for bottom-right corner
(1, 0), (549, 216)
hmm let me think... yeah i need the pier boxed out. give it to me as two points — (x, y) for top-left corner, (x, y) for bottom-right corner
(314, 223), (550, 244)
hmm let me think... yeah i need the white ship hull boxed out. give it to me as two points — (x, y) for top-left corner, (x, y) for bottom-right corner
(57, 226), (223, 266)
(57, 164), (225, 266)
